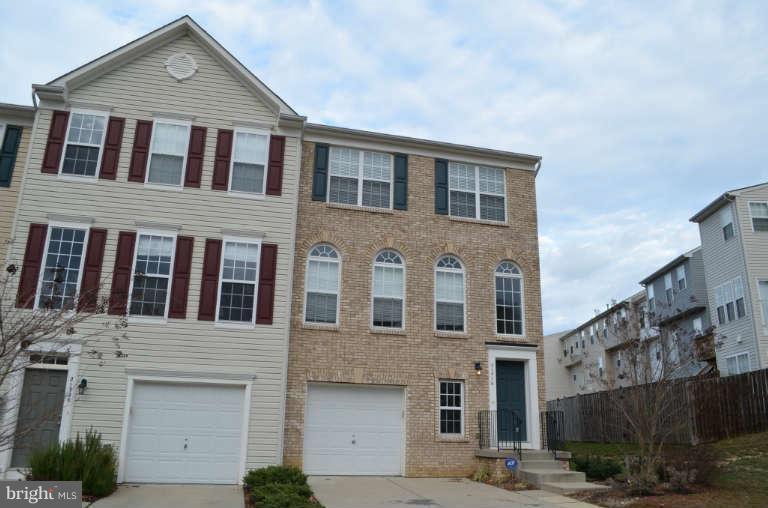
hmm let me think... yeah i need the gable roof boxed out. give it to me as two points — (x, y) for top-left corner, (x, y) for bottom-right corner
(690, 181), (768, 223)
(35, 16), (297, 117)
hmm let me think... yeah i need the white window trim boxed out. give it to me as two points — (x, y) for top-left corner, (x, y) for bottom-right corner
(126, 229), (178, 321)
(34, 221), (91, 311)
(494, 263), (525, 338)
(757, 278), (768, 331)
(748, 201), (768, 233)
(0, 123), (6, 148)
(714, 276), (747, 324)
(438, 379), (464, 437)
(327, 146), (394, 209)
(447, 162), (507, 223)
(676, 265), (687, 290)
(58, 108), (109, 179)
(725, 352), (750, 376)
(145, 117), (191, 188)
(370, 251), (406, 331)
(303, 245), (341, 326)
(720, 205), (735, 241)
(214, 235), (262, 326)
(434, 256), (467, 333)
(227, 127), (270, 196)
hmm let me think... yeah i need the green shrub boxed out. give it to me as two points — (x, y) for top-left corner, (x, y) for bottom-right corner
(571, 455), (623, 480)
(471, 464), (492, 483)
(29, 429), (116, 497)
(251, 483), (317, 508)
(243, 465), (307, 489)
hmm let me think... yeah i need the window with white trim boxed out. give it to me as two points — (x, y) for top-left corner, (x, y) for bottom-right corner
(720, 205), (734, 241)
(647, 284), (655, 313)
(664, 273), (673, 305)
(435, 255), (464, 332)
(758, 280), (768, 328)
(495, 261), (523, 335)
(693, 316), (703, 335)
(676, 265), (687, 290)
(128, 233), (176, 317)
(37, 226), (88, 310)
(60, 110), (107, 177)
(372, 250), (404, 329)
(715, 277), (746, 325)
(305, 244), (340, 324)
(217, 239), (261, 323)
(448, 162), (506, 221)
(147, 119), (190, 186)
(230, 129), (269, 194)
(328, 146), (392, 208)
(439, 380), (463, 435)
(726, 352), (750, 376)
(749, 202), (768, 232)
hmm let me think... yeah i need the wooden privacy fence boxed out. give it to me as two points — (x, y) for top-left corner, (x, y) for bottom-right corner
(547, 367), (768, 444)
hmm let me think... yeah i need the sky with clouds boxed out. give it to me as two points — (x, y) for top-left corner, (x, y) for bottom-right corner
(2, 1), (767, 334)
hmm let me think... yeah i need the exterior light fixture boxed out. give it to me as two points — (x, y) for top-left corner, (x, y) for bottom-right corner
(78, 378), (88, 395)
(475, 362), (483, 375)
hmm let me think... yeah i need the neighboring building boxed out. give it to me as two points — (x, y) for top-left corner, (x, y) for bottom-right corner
(543, 331), (571, 400)
(0, 103), (35, 262)
(282, 125), (544, 476)
(1, 17), (304, 483)
(691, 182), (768, 376)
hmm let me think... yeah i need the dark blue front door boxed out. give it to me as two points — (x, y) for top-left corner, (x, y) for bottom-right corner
(496, 361), (527, 443)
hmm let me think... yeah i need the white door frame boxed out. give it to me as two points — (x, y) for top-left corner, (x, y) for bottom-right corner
(486, 344), (541, 450)
(0, 342), (81, 478)
(117, 373), (253, 484)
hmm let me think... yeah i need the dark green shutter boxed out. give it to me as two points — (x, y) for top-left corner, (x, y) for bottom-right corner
(312, 143), (329, 201)
(434, 159), (449, 215)
(0, 126), (22, 187)
(393, 153), (408, 210)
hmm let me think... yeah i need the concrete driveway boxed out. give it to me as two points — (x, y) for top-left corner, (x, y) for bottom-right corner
(87, 484), (243, 508)
(309, 477), (598, 508)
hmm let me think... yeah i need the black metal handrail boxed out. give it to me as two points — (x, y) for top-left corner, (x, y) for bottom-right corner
(541, 410), (564, 454)
(477, 409), (524, 457)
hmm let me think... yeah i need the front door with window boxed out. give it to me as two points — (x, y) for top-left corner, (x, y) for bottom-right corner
(11, 369), (67, 467)
(496, 361), (527, 444)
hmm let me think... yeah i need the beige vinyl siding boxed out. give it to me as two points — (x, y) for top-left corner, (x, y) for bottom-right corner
(9, 34), (299, 470)
(0, 126), (30, 263)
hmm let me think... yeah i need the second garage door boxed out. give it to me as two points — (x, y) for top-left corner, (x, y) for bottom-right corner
(123, 382), (245, 484)
(303, 383), (404, 475)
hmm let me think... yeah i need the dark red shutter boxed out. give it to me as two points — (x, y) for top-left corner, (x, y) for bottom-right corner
(211, 129), (233, 190)
(197, 239), (222, 320)
(78, 228), (107, 312)
(256, 244), (278, 324)
(108, 231), (136, 315)
(168, 236), (194, 318)
(41, 111), (69, 173)
(128, 120), (153, 182)
(184, 126), (206, 188)
(99, 117), (125, 180)
(266, 135), (285, 196)
(16, 224), (48, 308)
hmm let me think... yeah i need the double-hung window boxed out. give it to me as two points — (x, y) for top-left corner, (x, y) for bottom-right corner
(715, 277), (746, 325)
(664, 273), (673, 305)
(37, 224), (89, 310)
(448, 162), (506, 221)
(128, 232), (176, 318)
(693, 316), (703, 335)
(60, 110), (108, 177)
(304, 244), (340, 324)
(749, 202), (768, 232)
(435, 256), (465, 332)
(328, 146), (392, 208)
(217, 239), (261, 324)
(230, 129), (269, 194)
(759, 281), (768, 329)
(495, 261), (523, 335)
(726, 352), (750, 376)
(372, 250), (405, 329)
(439, 380), (463, 435)
(647, 285), (655, 313)
(147, 119), (190, 186)
(720, 206), (734, 241)
(676, 265), (687, 290)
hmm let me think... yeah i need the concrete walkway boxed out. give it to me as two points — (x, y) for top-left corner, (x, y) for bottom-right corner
(87, 484), (243, 508)
(309, 476), (599, 508)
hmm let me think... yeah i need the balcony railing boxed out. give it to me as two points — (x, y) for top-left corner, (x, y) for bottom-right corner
(477, 409), (523, 457)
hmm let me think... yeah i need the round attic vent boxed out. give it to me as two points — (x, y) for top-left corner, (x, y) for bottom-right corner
(165, 53), (198, 81)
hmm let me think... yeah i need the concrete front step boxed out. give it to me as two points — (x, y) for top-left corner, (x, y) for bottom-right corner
(519, 468), (586, 486)
(519, 450), (555, 459)
(540, 481), (612, 495)
(519, 459), (563, 470)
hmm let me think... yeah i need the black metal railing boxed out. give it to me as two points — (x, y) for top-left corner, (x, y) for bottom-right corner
(540, 410), (564, 454)
(477, 409), (524, 457)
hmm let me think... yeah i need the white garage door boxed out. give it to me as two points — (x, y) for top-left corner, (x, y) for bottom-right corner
(124, 382), (245, 483)
(304, 384), (404, 475)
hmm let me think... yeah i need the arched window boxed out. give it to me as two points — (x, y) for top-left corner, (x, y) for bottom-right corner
(495, 261), (523, 335)
(435, 255), (465, 332)
(372, 250), (405, 329)
(304, 244), (340, 324)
